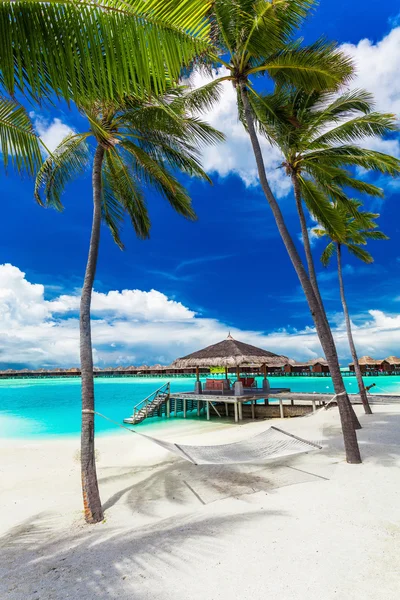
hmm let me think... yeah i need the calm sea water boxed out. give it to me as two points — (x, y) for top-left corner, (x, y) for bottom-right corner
(0, 375), (399, 439)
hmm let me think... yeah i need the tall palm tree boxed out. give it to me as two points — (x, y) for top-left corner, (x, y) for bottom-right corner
(35, 88), (224, 523)
(254, 87), (399, 413)
(0, 0), (214, 104)
(0, 95), (42, 175)
(314, 201), (388, 414)
(201, 0), (363, 461)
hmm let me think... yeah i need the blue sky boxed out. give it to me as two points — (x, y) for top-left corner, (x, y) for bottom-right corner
(1, 0), (400, 368)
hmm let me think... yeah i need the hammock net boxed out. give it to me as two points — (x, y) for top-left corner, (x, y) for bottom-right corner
(135, 425), (321, 465)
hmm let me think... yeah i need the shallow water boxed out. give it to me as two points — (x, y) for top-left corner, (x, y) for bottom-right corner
(0, 375), (399, 439)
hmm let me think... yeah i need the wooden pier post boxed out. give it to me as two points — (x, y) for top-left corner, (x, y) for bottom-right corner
(167, 396), (170, 419)
(251, 400), (255, 420)
(279, 399), (284, 419)
(225, 402), (229, 417)
(234, 402), (239, 423)
(197, 400), (200, 416)
(206, 401), (210, 421)
(183, 398), (187, 418)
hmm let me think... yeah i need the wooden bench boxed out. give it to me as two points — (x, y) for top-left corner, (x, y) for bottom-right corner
(204, 379), (230, 393)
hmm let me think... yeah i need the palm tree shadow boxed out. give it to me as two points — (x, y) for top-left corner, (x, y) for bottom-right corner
(1, 507), (287, 600)
(100, 451), (331, 518)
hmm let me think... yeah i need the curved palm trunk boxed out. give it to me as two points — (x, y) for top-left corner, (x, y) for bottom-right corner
(240, 84), (361, 463)
(80, 144), (105, 523)
(292, 173), (325, 312)
(292, 174), (361, 431)
(337, 244), (372, 415)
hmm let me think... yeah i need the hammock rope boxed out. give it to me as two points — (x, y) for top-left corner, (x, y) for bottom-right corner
(81, 391), (344, 464)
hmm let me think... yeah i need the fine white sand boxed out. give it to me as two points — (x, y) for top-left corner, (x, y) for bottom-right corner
(1, 405), (400, 599)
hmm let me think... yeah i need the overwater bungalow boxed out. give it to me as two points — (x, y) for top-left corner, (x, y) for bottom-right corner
(309, 358), (329, 374)
(349, 356), (381, 373)
(381, 356), (400, 372)
(284, 361), (311, 374)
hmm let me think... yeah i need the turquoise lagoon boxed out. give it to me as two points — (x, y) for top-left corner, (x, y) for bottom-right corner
(0, 375), (399, 439)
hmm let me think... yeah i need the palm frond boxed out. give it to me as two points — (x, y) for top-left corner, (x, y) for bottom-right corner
(102, 149), (151, 246)
(346, 244), (373, 264)
(34, 133), (90, 208)
(120, 141), (197, 220)
(251, 39), (354, 90)
(305, 145), (400, 175)
(363, 230), (389, 241)
(310, 112), (398, 147)
(1, 0), (213, 102)
(320, 241), (335, 266)
(0, 96), (42, 175)
(298, 176), (345, 240)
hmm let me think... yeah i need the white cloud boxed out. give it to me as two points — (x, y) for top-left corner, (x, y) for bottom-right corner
(33, 116), (74, 153)
(341, 27), (400, 117)
(188, 68), (291, 197)
(1, 263), (400, 368)
(50, 289), (195, 321)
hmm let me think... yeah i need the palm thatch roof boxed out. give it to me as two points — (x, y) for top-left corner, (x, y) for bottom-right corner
(382, 356), (400, 365)
(172, 334), (287, 368)
(308, 357), (328, 366)
(349, 355), (381, 367)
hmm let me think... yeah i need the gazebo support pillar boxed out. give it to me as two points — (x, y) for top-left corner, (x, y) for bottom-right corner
(194, 366), (202, 394)
(262, 363), (270, 404)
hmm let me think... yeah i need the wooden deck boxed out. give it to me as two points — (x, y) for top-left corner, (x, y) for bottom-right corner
(168, 389), (400, 422)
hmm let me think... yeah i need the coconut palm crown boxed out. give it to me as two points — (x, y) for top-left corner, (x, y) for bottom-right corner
(255, 87), (400, 238)
(34, 86), (224, 244)
(199, 0), (354, 112)
(314, 199), (389, 267)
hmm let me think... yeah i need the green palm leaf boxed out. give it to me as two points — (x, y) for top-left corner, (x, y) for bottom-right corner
(0, 0), (213, 102)
(34, 133), (90, 209)
(0, 95), (42, 175)
(298, 176), (345, 239)
(102, 150), (151, 247)
(320, 241), (335, 266)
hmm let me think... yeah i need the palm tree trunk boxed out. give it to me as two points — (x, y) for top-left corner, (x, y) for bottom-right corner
(80, 144), (105, 524)
(337, 244), (372, 415)
(292, 174), (362, 431)
(292, 173), (325, 311)
(240, 84), (361, 463)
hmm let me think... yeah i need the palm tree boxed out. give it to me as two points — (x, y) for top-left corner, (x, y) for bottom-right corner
(314, 201), (388, 414)
(35, 88), (224, 523)
(254, 87), (399, 413)
(0, 95), (42, 175)
(201, 0), (363, 461)
(0, 0), (213, 105)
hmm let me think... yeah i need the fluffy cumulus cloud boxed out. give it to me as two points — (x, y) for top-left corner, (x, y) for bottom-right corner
(341, 27), (400, 117)
(341, 27), (400, 158)
(188, 68), (291, 197)
(2, 263), (400, 369)
(32, 116), (74, 153)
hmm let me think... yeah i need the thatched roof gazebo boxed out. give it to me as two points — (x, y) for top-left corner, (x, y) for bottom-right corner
(172, 333), (287, 393)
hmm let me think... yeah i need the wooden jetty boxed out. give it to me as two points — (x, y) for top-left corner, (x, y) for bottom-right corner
(123, 385), (400, 425)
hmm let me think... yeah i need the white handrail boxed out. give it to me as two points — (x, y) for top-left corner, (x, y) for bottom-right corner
(132, 382), (170, 417)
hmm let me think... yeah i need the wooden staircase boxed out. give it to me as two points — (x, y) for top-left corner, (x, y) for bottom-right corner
(123, 382), (170, 424)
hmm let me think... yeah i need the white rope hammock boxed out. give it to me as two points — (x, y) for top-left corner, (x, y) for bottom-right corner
(83, 392), (344, 465)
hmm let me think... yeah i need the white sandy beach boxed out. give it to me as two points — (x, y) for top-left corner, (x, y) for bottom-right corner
(1, 405), (400, 600)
